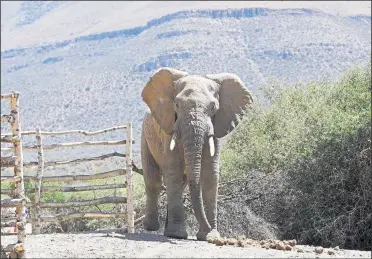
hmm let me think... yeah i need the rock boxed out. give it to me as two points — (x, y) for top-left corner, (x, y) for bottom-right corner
(315, 246), (324, 254)
(283, 240), (289, 245)
(246, 239), (254, 245)
(276, 242), (286, 250)
(285, 245), (292, 251)
(288, 239), (297, 247)
(334, 246), (340, 251)
(260, 240), (266, 245)
(261, 243), (270, 249)
(328, 250), (335, 255)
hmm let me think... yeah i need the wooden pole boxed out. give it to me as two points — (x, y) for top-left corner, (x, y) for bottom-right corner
(23, 139), (127, 150)
(14, 125), (128, 136)
(1, 183), (127, 195)
(10, 92), (26, 258)
(38, 196), (127, 208)
(126, 121), (134, 233)
(17, 169), (126, 182)
(35, 212), (128, 222)
(23, 152), (125, 168)
(1, 92), (16, 99)
(34, 128), (44, 234)
(0, 198), (27, 207)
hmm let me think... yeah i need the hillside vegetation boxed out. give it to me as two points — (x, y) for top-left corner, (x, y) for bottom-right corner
(221, 62), (371, 250)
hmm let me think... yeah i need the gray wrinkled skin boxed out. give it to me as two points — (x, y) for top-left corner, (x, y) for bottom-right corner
(141, 68), (253, 241)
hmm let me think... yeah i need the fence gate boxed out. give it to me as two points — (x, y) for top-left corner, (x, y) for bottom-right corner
(2, 123), (136, 234)
(1, 92), (27, 258)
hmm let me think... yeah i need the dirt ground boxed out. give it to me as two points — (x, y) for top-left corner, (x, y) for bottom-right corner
(1, 233), (371, 258)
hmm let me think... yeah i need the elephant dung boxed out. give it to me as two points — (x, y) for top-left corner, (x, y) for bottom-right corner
(269, 242), (277, 249)
(285, 245), (293, 251)
(236, 235), (246, 242)
(315, 246), (324, 254)
(327, 250), (335, 255)
(227, 238), (238, 246)
(214, 238), (227, 246)
(288, 239), (297, 247)
(237, 239), (248, 247)
(276, 241), (286, 250)
(207, 236), (217, 244)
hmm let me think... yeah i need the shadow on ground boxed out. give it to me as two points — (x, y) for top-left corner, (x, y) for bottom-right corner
(99, 232), (191, 245)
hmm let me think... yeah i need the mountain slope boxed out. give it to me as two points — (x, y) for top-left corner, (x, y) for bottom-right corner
(1, 1), (370, 50)
(1, 6), (371, 163)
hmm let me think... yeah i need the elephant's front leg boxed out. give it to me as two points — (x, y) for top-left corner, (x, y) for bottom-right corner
(201, 137), (220, 239)
(165, 174), (187, 230)
(142, 135), (162, 231)
(163, 169), (188, 239)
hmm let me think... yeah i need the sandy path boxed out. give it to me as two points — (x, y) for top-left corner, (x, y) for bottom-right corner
(1, 233), (371, 258)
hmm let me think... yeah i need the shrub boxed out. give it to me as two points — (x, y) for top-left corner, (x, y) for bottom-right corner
(221, 62), (371, 250)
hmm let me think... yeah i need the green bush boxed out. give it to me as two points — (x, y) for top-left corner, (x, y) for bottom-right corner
(221, 62), (371, 250)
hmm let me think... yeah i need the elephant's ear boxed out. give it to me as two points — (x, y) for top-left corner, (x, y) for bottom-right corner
(206, 73), (253, 138)
(142, 67), (188, 134)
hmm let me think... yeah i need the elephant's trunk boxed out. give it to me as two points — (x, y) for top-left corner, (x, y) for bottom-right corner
(181, 114), (211, 232)
(171, 117), (215, 157)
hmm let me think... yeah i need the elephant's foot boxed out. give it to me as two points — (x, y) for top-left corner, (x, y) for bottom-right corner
(164, 223), (188, 239)
(197, 228), (219, 241)
(143, 216), (160, 231)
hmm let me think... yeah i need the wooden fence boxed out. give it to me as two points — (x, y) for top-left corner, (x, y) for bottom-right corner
(1, 95), (140, 242)
(2, 124), (136, 235)
(1, 92), (27, 258)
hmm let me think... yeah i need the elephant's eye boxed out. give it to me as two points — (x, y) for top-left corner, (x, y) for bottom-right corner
(210, 101), (219, 113)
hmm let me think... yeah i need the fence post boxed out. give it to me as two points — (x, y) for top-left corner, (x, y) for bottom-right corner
(34, 128), (44, 234)
(125, 122), (134, 233)
(10, 92), (26, 258)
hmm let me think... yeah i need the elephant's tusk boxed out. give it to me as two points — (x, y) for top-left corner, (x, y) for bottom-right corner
(170, 139), (176, 150)
(209, 136), (215, 157)
(170, 133), (177, 151)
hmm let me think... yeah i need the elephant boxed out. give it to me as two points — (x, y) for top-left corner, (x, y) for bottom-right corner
(140, 67), (253, 241)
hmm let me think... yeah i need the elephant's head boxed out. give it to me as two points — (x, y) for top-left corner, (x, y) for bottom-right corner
(142, 67), (253, 231)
